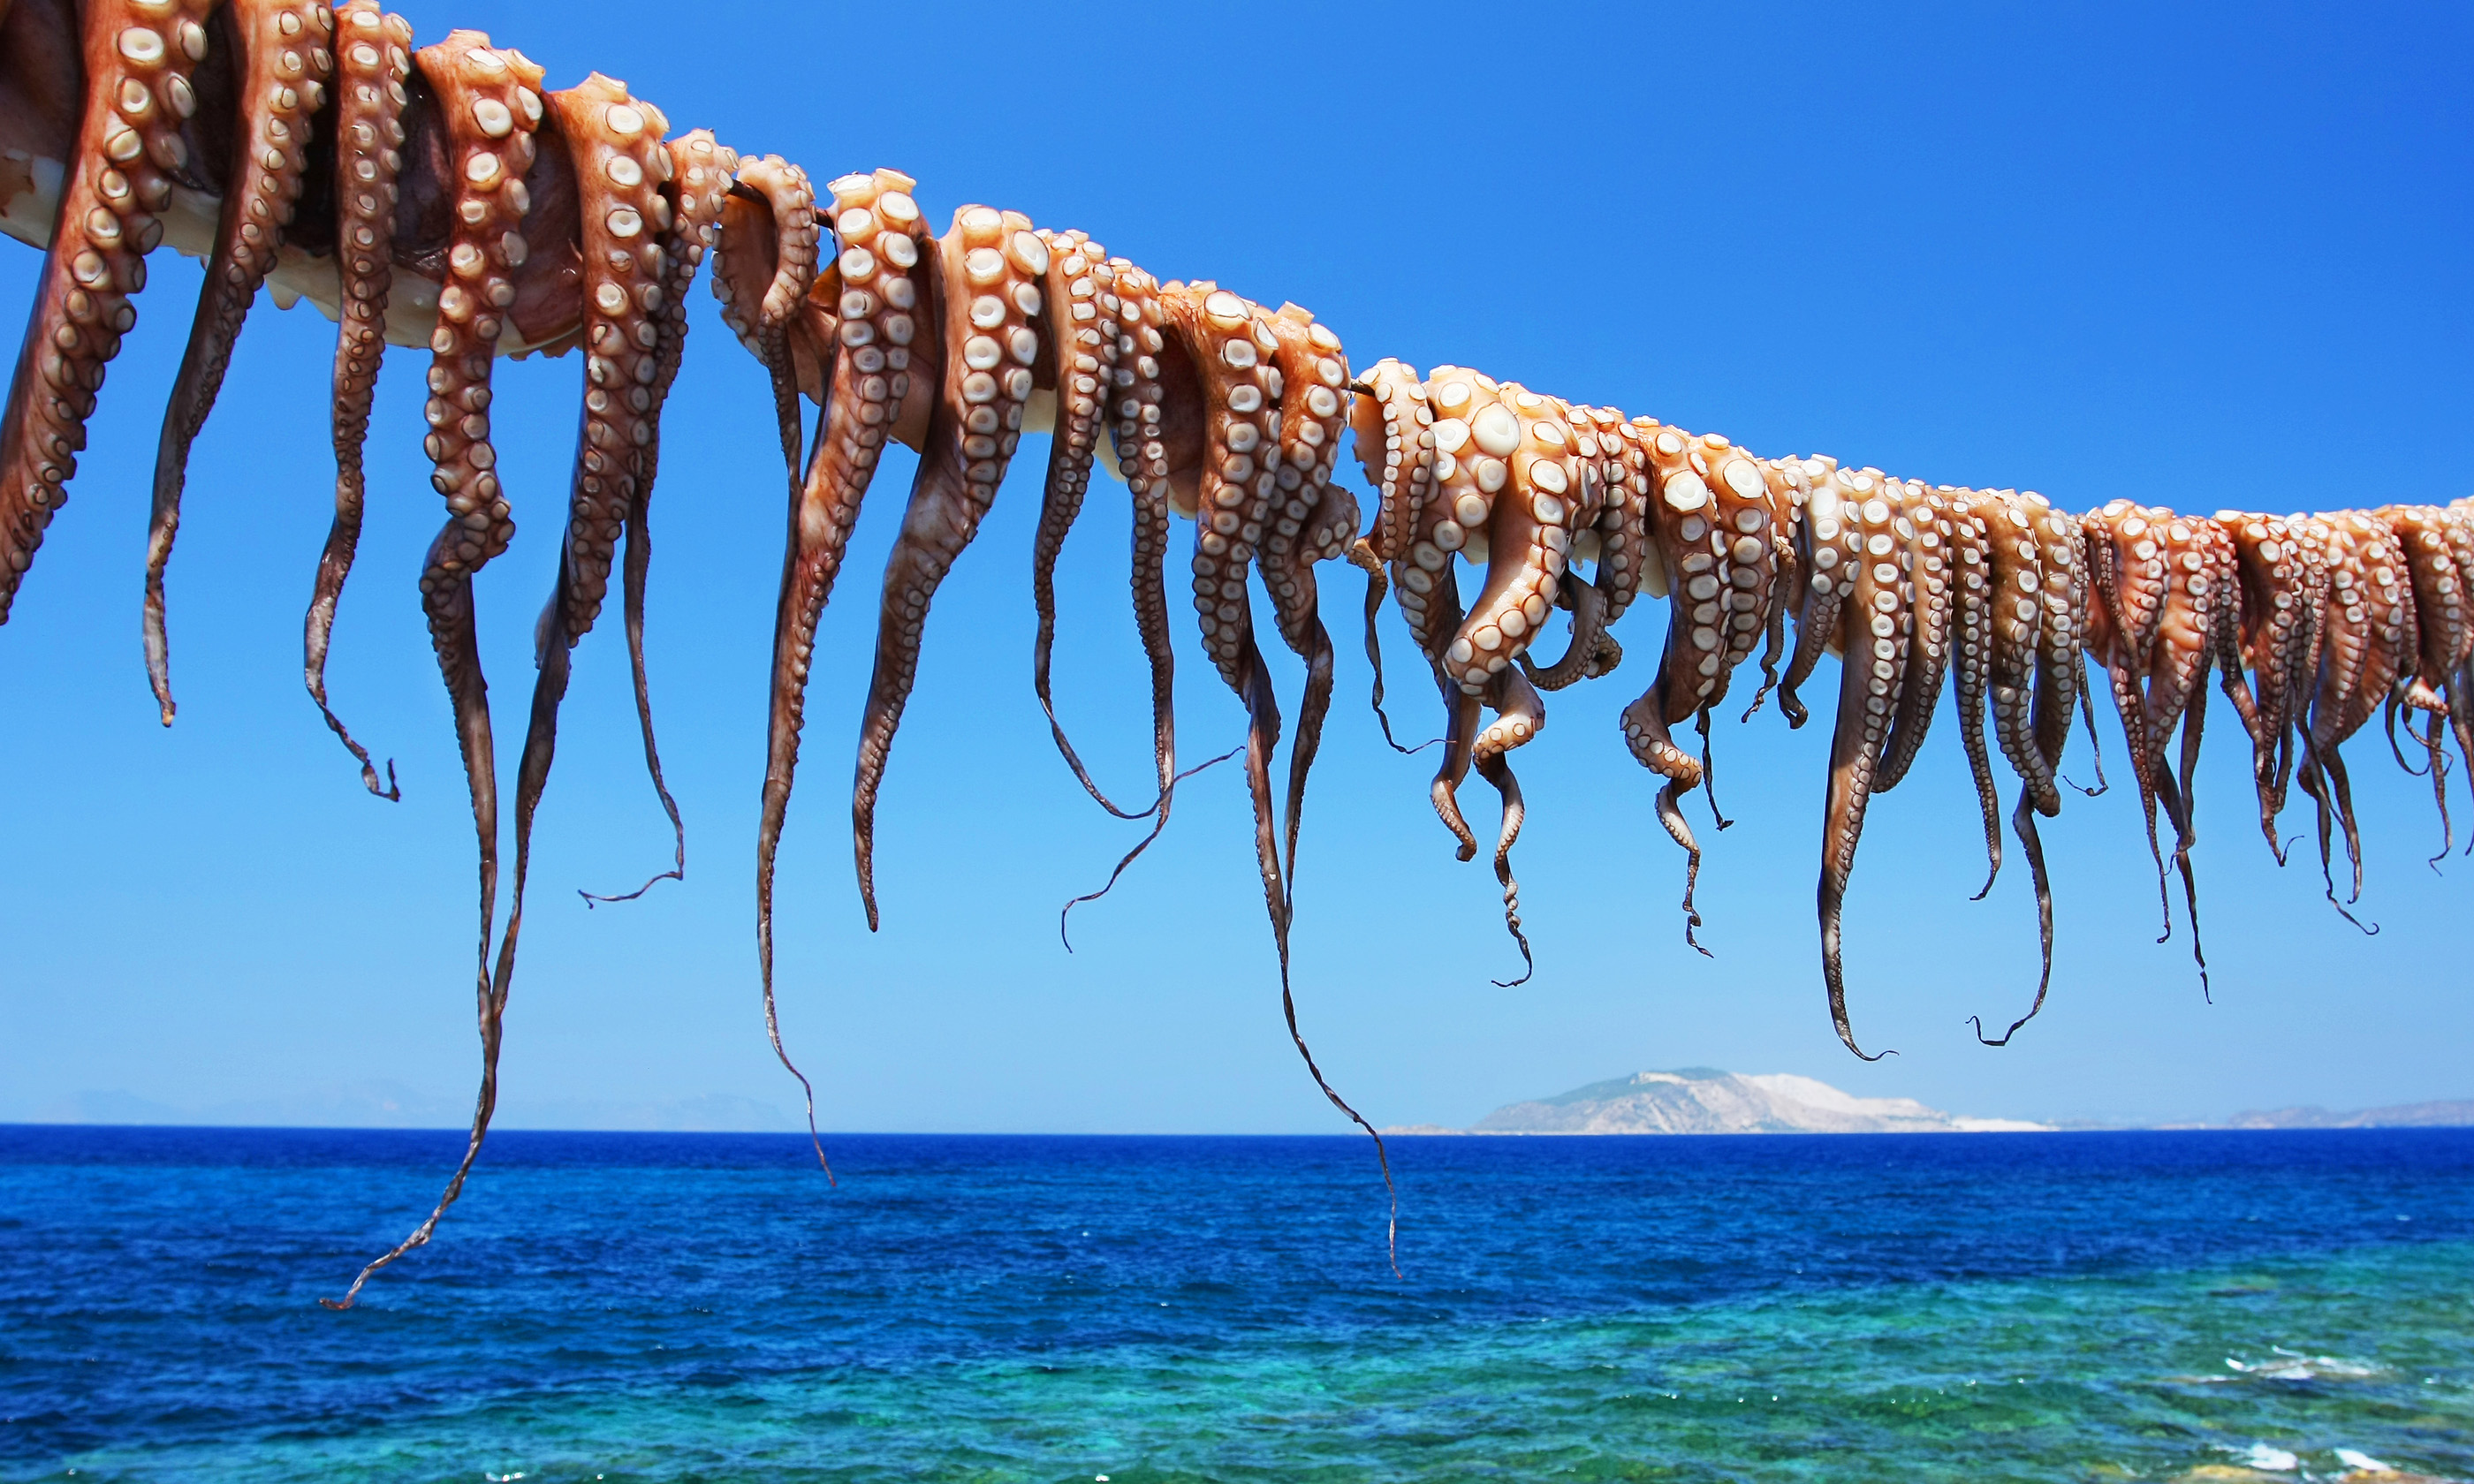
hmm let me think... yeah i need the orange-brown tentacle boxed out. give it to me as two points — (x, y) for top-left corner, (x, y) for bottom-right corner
(326, 32), (545, 1312)
(0, 0), (213, 625)
(852, 206), (1044, 928)
(1816, 481), (1907, 1059)
(748, 166), (912, 1158)
(491, 77), (672, 1025)
(1028, 232), (1151, 817)
(581, 129), (738, 905)
(303, 0), (409, 800)
(143, 0), (330, 723)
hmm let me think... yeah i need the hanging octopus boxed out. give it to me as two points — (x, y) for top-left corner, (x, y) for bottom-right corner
(2, 0), (2470, 1305)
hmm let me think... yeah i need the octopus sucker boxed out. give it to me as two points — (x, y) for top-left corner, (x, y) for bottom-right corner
(1028, 229), (1156, 822)
(141, 0), (331, 726)
(1874, 482), (1953, 793)
(304, 0), (410, 802)
(0, 0), (216, 625)
(1813, 474), (1910, 1058)
(581, 127), (735, 907)
(2084, 504), (2235, 987)
(327, 30), (546, 1314)
(490, 75), (674, 1031)
(2379, 504), (2470, 862)
(1343, 360), (1437, 752)
(1256, 304), (1355, 898)
(849, 203), (1046, 930)
(1942, 489), (2006, 896)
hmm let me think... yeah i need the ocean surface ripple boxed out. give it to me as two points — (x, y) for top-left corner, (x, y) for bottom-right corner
(2, 1126), (2469, 1481)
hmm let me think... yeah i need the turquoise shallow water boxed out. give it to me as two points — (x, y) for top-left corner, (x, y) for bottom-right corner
(2, 1126), (2469, 1481)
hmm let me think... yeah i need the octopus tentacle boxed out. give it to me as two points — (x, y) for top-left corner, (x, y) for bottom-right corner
(1256, 303), (1354, 893)
(0, 0), (212, 625)
(1620, 421), (1759, 951)
(715, 154), (817, 493)
(1027, 231), (1154, 817)
(1943, 491), (2004, 896)
(1815, 479), (1908, 1059)
(326, 32), (544, 1313)
(1782, 458), (1858, 731)
(2382, 504), (2467, 860)
(1142, 281), (1297, 957)
(2220, 512), (2322, 860)
(1876, 482), (1954, 793)
(748, 166), (911, 1154)
(1472, 665), (1543, 986)
(1737, 458), (1809, 722)
(490, 77), (672, 1029)
(580, 129), (738, 906)
(1345, 359), (1436, 750)
(142, 0), (331, 723)
(2083, 501), (2178, 934)
(852, 206), (1045, 928)
(303, 0), (409, 801)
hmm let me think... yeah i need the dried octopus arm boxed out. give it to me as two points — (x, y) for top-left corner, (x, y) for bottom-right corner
(0, 0), (212, 625)
(2220, 512), (2319, 857)
(1734, 456), (1809, 721)
(1441, 387), (1582, 694)
(2386, 505), (2474, 843)
(1815, 480), (1909, 1059)
(1694, 438), (1781, 720)
(1519, 405), (1631, 693)
(851, 206), (1047, 929)
(1977, 492), (2090, 1041)
(1439, 384), (1577, 969)
(1026, 231), (1153, 816)
(750, 169), (919, 1150)
(490, 77), (672, 1016)
(1256, 304), (1353, 893)
(713, 154), (819, 491)
(1875, 484), (1953, 792)
(1470, 663), (1544, 985)
(1620, 424), (1760, 951)
(1780, 458), (1858, 731)
(2296, 515), (2415, 919)
(2140, 515), (2237, 982)
(1342, 358), (1434, 748)
(2082, 502), (2178, 928)
(302, 0), (410, 800)
(142, 0), (332, 723)
(1942, 490), (2004, 894)
(1148, 281), (1290, 937)
(1983, 489), (2060, 816)
(1408, 367), (1510, 859)
(581, 127), (739, 905)
(326, 30), (544, 1313)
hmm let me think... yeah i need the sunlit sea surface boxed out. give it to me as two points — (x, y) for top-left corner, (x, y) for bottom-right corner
(2, 1125), (2469, 1482)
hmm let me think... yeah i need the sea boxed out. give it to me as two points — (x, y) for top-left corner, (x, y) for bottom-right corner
(1, 1124), (2468, 1482)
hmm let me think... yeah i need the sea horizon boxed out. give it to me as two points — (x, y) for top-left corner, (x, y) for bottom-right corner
(7, 1123), (2469, 1481)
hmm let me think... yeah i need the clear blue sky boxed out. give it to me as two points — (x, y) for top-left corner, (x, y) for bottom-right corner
(3, 0), (2468, 1132)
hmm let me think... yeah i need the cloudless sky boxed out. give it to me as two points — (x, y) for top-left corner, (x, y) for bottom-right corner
(3, 0), (2470, 1134)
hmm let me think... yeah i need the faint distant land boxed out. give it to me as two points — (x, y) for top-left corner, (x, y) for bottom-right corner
(1395, 1068), (2051, 1136)
(2210, 1100), (2474, 1130)
(16, 1081), (798, 1133)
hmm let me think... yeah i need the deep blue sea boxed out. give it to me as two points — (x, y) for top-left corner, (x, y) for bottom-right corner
(1, 1126), (2469, 1482)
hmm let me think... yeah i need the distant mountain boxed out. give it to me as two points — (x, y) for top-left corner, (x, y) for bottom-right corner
(2215, 1100), (2474, 1130)
(1455, 1068), (2049, 1135)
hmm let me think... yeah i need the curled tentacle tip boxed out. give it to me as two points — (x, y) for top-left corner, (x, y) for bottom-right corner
(316, 1298), (351, 1312)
